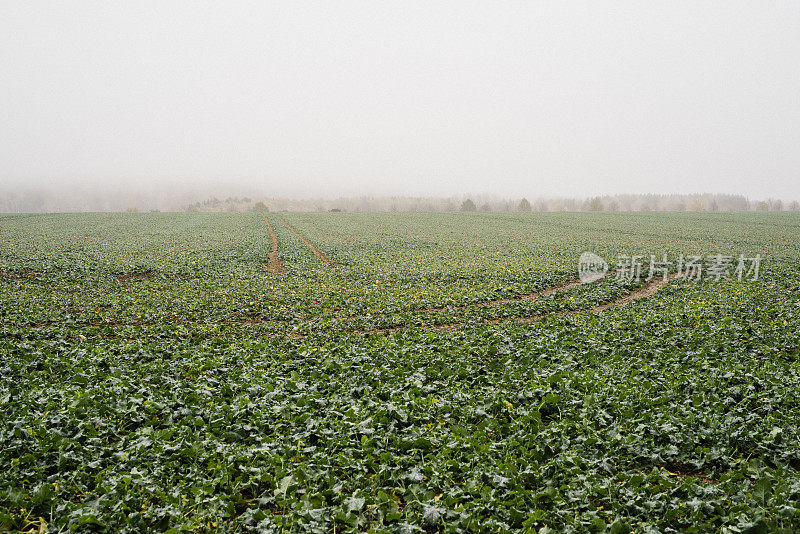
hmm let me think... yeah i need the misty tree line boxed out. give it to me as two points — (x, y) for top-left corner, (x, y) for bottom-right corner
(225, 193), (796, 213)
(469, 194), (792, 213)
(460, 194), (794, 213)
(0, 189), (797, 213)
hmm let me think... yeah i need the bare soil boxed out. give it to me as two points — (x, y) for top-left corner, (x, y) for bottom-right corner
(0, 268), (42, 281)
(275, 214), (339, 266)
(260, 213), (287, 274)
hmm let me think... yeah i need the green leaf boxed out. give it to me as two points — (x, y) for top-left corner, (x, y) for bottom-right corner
(346, 496), (365, 513)
(610, 519), (631, 534)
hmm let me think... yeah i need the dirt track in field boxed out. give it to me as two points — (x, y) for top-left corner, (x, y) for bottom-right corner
(589, 272), (681, 312)
(413, 267), (635, 314)
(361, 272), (683, 335)
(390, 268), (627, 316)
(274, 214), (339, 267)
(416, 277), (586, 313)
(0, 268), (43, 282)
(260, 213), (286, 274)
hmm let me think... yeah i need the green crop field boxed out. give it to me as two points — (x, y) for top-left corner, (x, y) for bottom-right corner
(1, 212), (799, 533)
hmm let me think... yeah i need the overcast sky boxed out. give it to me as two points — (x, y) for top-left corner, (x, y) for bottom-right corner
(1, 1), (799, 200)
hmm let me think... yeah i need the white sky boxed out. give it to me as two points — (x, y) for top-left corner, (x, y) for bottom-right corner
(1, 1), (799, 199)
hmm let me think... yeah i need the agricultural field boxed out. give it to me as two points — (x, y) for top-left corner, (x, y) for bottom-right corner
(1, 211), (799, 533)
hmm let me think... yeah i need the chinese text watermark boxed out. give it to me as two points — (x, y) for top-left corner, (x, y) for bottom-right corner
(579, 253), (761, 284)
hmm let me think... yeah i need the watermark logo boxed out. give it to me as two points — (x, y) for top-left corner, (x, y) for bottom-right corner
(578, 252), (609, 283)
(578, 252), (761, 283)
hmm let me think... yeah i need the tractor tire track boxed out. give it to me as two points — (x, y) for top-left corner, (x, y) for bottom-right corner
(416, 277), (585, 313)
(260, 213), (286, 274)
(274, 214), (339, 266)
(413, 267), (631, 314)
(589, 272), (681, 312)
(361, 272), (684, 335)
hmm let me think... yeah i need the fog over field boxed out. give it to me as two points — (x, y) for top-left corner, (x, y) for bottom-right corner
(1, 1), (799, 207)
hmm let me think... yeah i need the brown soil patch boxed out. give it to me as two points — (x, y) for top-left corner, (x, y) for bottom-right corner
(275, 214), (339, 267)
(260, 213), (287, 274)
(0, 268), (42, 281)
(661, 462), (717, 485)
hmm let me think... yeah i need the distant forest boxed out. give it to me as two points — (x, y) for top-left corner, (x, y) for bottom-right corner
(190, 193), (793, 213)
(0, 188), (797, 214)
